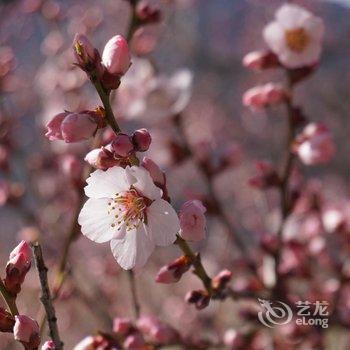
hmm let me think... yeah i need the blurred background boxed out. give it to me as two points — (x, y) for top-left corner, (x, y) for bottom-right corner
(1, 0), (350, 348)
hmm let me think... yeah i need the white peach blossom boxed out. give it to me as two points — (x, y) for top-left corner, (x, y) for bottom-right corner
(117, 58), (193, 122)
(263, 4), (324, 68)
(78, 166), (180, 269)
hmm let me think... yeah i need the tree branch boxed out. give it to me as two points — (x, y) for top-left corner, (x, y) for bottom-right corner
(31, 242), (63, 350)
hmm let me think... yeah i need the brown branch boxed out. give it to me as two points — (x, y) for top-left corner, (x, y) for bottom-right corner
(31, 242), (63, 350)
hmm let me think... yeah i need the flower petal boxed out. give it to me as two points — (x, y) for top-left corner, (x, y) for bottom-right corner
(85, 167), (129, 198)
(78, 198), (126, 243)
(147, 199), (180, 246)
(263, 22), (287, 54)
(125, 166), (162, 200)
(276, 4), (311, 29)
(110, 224), (155, 270)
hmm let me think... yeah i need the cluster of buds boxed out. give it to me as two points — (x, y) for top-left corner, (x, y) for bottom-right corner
(73, 33), (130, 90)
(74, 315), (179, 349)
(185, 269), (233, 310)
(0, 242), (41, 349)
(45, 108), (106, 143)
(85, 129), (152, 170)
(243, 83), (288, 110)
(248, 161), (281, 189)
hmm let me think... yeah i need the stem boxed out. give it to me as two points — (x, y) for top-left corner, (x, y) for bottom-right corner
(273, 73), (296, 298)
(127, 271), (141, 318)
(91, 77), (121, 134)
(175, 236), (212, 294)
(31, 243), (63, 350)
(126, 0), (140, 42)
(0, 279), (19, 316)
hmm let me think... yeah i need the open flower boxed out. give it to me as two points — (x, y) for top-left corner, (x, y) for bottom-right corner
(294, 123), (335, 165)
(117, 58), (193, 122)
(263, 4), (324, 69)
(78, 166), (180, 269)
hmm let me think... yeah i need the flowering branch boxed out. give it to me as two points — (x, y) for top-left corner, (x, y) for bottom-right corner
(31, 242), (63, 350)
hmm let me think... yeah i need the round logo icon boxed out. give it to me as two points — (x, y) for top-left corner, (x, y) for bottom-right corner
(257, 298), (293, 328)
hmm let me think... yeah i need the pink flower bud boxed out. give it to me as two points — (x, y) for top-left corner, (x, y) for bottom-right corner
(123, 332), (145, 350)
(212, 269), (232, 291)
(185, 290), (210, 310)
(155, 255), (192, 284)
(111, 133), (134, 157)
(61, 113), (98, 143)
(132, 128), (152, 152)
(0, 307), (15, 333)
(113, 317), (133, 335)
(5, 241), (32, 296)
(84, 147), (118, 170)
(45, 112), (69, 141)
(179, 200), (206, 242)
(41, 340), (55, 350)
(243, 83), (287, 109)
(294, 123), (335, 165)
(73, 33), (97, 67)
(242, 51), (279, 70)
(141, 157), (165, 186)
(102, 35), (131, 76)
(13, 315), (40, 348)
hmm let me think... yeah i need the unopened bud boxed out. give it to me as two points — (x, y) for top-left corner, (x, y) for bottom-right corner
(141, 157), (165, 186)
(5, 241), (32, 296)
(155, 255), (192, 284)
(212, 269), (232, 291)
(243, 50), (279, 70)
(185, 290), (210, 310)
(132, 128), (152, 152)
(13, 315), (40, 349)
(111, 133), (135, 157)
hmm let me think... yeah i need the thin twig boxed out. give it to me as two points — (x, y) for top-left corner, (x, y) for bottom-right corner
(0, 279), (19, 316)
(127, 270), (141, 318)
(31, 242), (63, 350)
(272, 72), (297, 298)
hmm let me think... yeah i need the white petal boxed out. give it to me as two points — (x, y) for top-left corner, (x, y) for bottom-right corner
(78, 198), (126, 243)
(278, 43), (321, 68)
(303, 17), (324, 42)
(263, 22), (287, 54)
(147, 199), (180, 246)
(110, 224), (155, 270)
(276, 4), (311, 29)
(125, 166), (162, 200)
(85, 167), (130, 199)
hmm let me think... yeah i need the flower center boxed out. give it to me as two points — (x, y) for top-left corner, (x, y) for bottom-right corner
(285, 28), (310, 52)
(108, 188), (147, 232)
